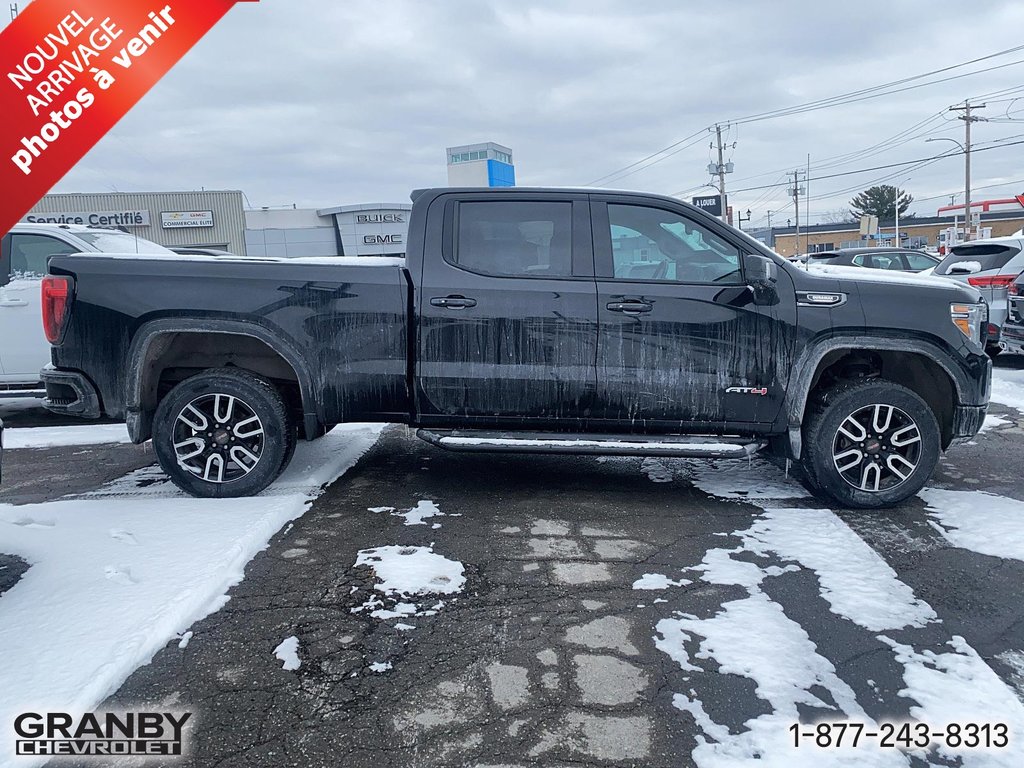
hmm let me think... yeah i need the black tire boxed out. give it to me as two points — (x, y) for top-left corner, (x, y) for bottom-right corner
(986, 344), (1002, 360)
(800, 379), (940, 509)
(152, 368), (292, 498)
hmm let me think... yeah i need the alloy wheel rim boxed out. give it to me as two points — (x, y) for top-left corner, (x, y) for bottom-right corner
(171, 393), (265, 483)
(831, 403), (922, 493)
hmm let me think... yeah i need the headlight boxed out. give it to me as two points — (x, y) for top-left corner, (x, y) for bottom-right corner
(951, 302), (986, 345)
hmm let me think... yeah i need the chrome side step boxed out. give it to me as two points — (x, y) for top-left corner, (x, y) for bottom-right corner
(416, 429), (765, 458)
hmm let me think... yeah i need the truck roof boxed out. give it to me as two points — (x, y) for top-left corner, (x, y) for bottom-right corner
(12, 222), (126, 235)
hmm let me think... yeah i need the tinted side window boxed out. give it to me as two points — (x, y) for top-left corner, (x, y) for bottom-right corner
(9, 234), (78, 277)
(904, 252), (937, 270)
(454, 201), (572, 278)
(607, 204), (742, 284)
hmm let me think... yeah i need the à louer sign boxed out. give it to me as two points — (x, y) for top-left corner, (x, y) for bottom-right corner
(0, 0), (258, 235)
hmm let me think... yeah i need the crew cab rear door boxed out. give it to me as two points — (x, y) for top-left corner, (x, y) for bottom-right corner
(415, 193), (597, 424)
(590, 195), (796, 429)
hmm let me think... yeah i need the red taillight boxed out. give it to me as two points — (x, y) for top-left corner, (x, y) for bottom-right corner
(41, 276), (73, 344)
(967, 274), (1018, 288)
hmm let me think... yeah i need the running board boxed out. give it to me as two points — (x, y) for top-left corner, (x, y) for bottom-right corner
(416, 429), (766, 458)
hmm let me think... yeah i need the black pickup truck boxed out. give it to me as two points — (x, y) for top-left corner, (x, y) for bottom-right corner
(24, 188), (990, 508)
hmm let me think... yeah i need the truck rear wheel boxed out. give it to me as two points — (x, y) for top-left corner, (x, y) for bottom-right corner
(801, 380), (940, 509)
(152, 368), (294, 498)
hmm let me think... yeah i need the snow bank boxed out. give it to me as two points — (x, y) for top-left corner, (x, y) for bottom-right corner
(991, 367), (1024, 415)
(3, 424), (132, 449)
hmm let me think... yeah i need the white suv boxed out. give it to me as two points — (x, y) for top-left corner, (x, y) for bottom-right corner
(0, 223), (173, 390)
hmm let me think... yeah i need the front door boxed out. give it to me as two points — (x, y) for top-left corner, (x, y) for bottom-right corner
(416, 194), (597, 426)
(591, 197), (792, 431)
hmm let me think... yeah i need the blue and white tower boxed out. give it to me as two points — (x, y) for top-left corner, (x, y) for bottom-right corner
(446, 142), (515, 187)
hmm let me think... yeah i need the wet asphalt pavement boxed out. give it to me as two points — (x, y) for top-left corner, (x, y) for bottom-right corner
(2, 374), (1024, 767)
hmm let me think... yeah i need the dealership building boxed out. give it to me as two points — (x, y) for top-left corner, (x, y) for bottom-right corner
(23, 190), (249, 254)
(21, 191), (413, 258)
(22, 140), (516, 258)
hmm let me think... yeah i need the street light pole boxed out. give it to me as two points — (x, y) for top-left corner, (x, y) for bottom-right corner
(926, 136), (969, 245)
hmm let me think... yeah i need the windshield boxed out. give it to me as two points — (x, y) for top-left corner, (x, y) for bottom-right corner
(76, 231), (174, 254)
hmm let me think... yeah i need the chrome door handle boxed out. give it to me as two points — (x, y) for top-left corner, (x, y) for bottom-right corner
(430, 296), (477, 309)
(606, 301), (652, 314)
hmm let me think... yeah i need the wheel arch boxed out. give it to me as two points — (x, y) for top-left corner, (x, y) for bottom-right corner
(786, 335), (970, 457)
(125, 319), (320, 443)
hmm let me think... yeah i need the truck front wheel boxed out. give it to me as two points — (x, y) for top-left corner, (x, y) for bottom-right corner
(801, 380), (940, 509)
(152, 369), (295, 498)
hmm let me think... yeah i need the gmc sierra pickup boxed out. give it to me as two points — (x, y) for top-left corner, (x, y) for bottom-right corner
(20, 188), (991, 508)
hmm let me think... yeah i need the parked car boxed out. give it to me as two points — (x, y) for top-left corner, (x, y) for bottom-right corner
(21, 188), (991, 509)
(168, 247), (239, 257)
(1001, 274), (1024, 355)
(803, 248), (940, 272)
(0, 223), (174, 390)
(932, 235), (1024, 357)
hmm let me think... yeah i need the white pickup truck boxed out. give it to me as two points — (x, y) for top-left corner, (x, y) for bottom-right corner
(0, 223), (174, 391)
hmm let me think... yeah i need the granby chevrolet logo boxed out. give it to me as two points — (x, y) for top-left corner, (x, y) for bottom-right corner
(14, 711), (192, 757)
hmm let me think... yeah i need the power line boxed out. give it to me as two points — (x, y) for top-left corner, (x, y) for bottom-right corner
(585, 129), (707, 186)
(726, 140), (1024, 194)
(587, 45), (1024, 193)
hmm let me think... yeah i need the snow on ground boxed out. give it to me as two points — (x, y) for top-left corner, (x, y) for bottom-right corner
(657, 535), (905, 768)
(369, 500), (445, 527)
(744, 509), (936, 631)
(632, 573), (691, 590)
(654, 452), (1024, 766)
(919, 489), (1024, 563)
(980, 414), (1011, 432)
(0, 424), (383, 767)
(880, 635), (1024, 768)
(2, 423), (133, 449)
(355, 545), (465, 596)
(990, 366), (1024, 415)
(678, 457), (811, 500)
(274, 636), (301, 671)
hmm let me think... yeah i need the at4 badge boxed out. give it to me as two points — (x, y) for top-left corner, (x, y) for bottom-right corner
(726, 386), (768, 395)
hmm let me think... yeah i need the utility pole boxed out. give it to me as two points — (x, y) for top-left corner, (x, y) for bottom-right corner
(708, 124), (734, 224)
(789, 170), (805, 255)
(950, 101), (985, 241)
(716, 124), (727, 223)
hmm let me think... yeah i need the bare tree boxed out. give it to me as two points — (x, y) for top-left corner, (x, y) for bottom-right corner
(821, 209), (855, 225)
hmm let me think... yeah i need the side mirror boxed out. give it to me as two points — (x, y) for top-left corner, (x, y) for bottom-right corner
(0, 236), (10, 288)
(745, 254), (779, 306)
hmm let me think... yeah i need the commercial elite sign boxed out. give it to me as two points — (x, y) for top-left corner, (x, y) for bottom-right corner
(691, 195), (723, 216)
(161, 210), (213, 228)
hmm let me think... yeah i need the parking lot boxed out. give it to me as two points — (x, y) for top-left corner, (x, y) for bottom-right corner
(2, 361), (1024, 767)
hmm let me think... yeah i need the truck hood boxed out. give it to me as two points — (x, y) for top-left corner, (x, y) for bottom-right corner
(798, 262), (983, 302)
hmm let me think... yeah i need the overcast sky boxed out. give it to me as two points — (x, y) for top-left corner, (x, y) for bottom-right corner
(19, 0), (1024, 228)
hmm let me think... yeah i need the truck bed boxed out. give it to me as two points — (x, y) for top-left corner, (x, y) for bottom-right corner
(46, 253), (412, 426)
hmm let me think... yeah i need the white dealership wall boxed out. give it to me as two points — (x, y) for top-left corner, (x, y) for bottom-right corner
(244, 203), (412, 258)
(24, 190), (247, 255)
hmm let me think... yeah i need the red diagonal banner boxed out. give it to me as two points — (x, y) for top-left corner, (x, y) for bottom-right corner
(0, 0), (257, 234)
